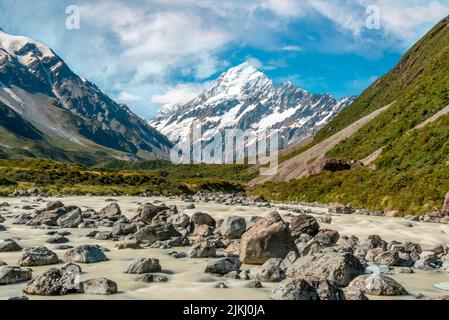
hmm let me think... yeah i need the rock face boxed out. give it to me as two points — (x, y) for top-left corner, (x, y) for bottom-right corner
(82, 278), (118, 295)
(18, 247), (59, 267)
(23, 268), (78, 296)
(286, 252), (365, 287)
(271, 277), (319, 300)
(290, 214), (320, 238)
(64, 245), (108, 264)
(133, 223), (181, 244)
(347, 274), (408, 296)
(220, 216), (247, 239)
(0, 239), (23, 252)
(205, 257), (242, 275)
(240, 212), (297, 265)
(0, 266), (32, 285)
(125, 258), (162, 274)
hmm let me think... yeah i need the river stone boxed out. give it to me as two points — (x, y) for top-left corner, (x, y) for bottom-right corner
(23, 268), (78, 296)
(205, 257), (242, 275)
(133, 222), (181, 244)
(0, 260), (6, 266)
(168, 213), (191, 230)
(374, 250), (400, 266)
(191, 212), (216, 227)
(46, 201), (64, 211)
(314, 229), (340, 246)
(342, 287), (369, 300)
(99, 203), (121, 220)
(308, 278), (345, 300)
(249, 258), (285, 282)
(46, 235), (70, 244)
(328, 203), (354, 214)
(57, 208), (83, 228)
(347, 274), (408, 296)
(188, 241), (216, 258)
(64, 245), (108, 263)
(0, 224), (6, 231)
(290, 214), (320, 238)
(0, 239), (23, 252)
(220, 216), (247, 239)
(286, 252), (365, 287)
(240, 211), (297, 265)
(81, 278), (118, 295)
(12, 214), (32, 225)
(125, 258), (162, 274)
(135, 273), (169, 283)
(0, 266), (32, 285)
(112, 222), (137, 236)
(18, 246), (59, 267)
(271, 277), (319, 300)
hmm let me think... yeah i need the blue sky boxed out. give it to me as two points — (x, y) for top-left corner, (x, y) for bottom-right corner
(1, 0), (449, 119)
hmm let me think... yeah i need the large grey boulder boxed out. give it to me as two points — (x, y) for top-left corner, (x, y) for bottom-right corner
(99, 203), (122, 220)
(249, 258), (285, 282)
(57, 208), (83, 228)
(81, 278), (118, 295)
(290, 214), (320, 238)
(46, 201), (64, 211)
(240, 211), (297, 265)
(0, 266), (32, 285)
(64, 245), (108, 264)
(112, 222), (137, 236)
(0, 239), (23, 252)
(347, 274), (408, 296)
(188, 241), (216, 258)
(23, 268), (78, 296)
(125, 258), (162, 274)
(133, 222), (181, 244)
(286, 252), (365, 287)
(18, 247), (59, 267)
(205, 257), (242, 275)
(220, 216), (246, 239)
(271, 278), (319, 300)
(191, 212), (216, 227)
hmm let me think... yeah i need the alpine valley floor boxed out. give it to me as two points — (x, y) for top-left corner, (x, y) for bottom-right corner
(1, 196), (449, 300)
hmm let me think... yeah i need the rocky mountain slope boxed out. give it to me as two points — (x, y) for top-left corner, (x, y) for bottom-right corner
(150, 63), (354, 158)
(0, 29), (172, 165)
(251, 15), (449, 215)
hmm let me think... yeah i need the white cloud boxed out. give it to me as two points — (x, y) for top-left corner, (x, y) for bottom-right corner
(281, 45), (303, 52)
(150, 82), (211, 105)
(117, 91), (140, 102)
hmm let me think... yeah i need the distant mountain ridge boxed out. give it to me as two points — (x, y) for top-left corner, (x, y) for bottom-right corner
(150, 63), (355, 157)
(0, 29), (172, 165)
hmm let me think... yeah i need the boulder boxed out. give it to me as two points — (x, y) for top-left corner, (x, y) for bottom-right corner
(249, 258), (285, 282)
(188, 241), (216, 258)
(205, 257), (242, 275)
(64, 245), (108, 264)
(0, 224), (5, 231)
(271, 278), (319, 300)
(191, 212), (216, 227)
(220, 216), (247, 239)
(46, 235), (70, 244)
(342, 287), (369, 300)
(194, 224), (214, 237)
(347, 274), (408, 296)
(308, 278), (345, 300)
(0, 266), (32, 285)
(112, 223), (137, 237)
(286, 252), (365, 287)
(57, 208), (83, 228)
(18, 247), (59, 267)
(133, 222), (181, 244)
(81, 278), (118, 295)
(135, 274), (169, 283)
(23, 268), (78, 296)
(290, 214), (320, 238)
(46, 201), (64, 211)
(0, 239), (23, 252)
(12, 213), (32, 225)
(167, 213), (191, 230)
(240, 211), (297, 265)
(374, 250), (400, 266)
(125, 258), (162, 274)
(328, 203), (354, 215)
(99, 203), (121, 220)
(314, 229), (340, 246)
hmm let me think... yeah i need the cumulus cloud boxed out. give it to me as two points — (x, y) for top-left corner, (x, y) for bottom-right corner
(150, 82), (211, 105)
(117, 91), (140, 102)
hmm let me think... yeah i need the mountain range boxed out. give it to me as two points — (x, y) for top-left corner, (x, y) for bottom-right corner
(150, 63), (355, 159)
(0, 28), (172, 166)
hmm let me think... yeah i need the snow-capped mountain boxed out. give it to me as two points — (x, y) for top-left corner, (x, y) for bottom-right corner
(0, 29), (172, 164)
(150, 62), (355, 159)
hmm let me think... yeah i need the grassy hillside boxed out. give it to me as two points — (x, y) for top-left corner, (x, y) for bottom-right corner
(252, 16), (449, 215)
